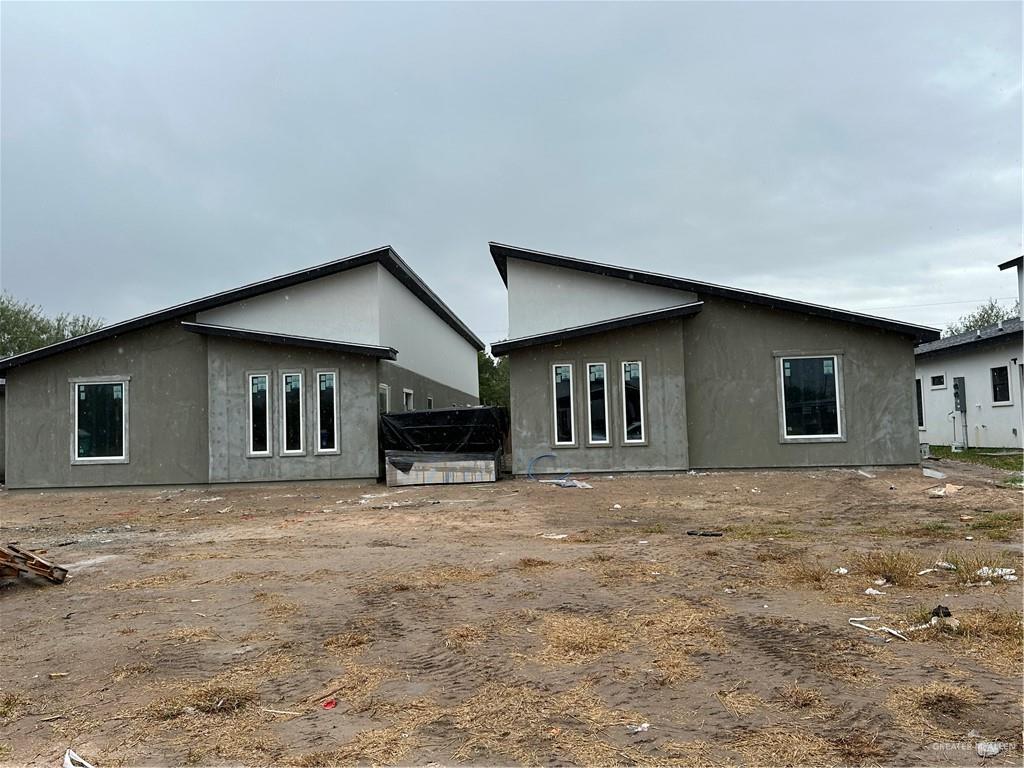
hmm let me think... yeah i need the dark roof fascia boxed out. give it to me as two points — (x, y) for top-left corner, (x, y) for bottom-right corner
(490, 301), (704, 356)
(181, 322), (398, 359)
(489, 242), (940, 344)
(914, 325), (1023, 360)
(998, 255), (1023, 271)
(0, 246), (481, 373)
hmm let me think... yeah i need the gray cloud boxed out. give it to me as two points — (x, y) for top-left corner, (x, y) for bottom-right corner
(2, 2), (1020, 341)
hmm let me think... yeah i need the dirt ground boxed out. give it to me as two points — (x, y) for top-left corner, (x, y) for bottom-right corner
(1, 461), (1022, 767)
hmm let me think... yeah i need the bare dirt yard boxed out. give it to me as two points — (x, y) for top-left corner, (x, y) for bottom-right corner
(1, 461), (1022, 767)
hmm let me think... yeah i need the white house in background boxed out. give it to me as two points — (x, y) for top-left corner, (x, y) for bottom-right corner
(913, 255), (1023, 449)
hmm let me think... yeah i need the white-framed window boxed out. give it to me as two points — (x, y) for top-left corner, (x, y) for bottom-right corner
(915, 378), (925, 430)
(315, 370), (339, 454)
(427, 396), (434, 410)
(403, 389), (415, 411)
(281, 371), (305, 455)
(71, 377), (129, 464)
(586, 362), (609, 445)
(378, 383), (390, 413)
(247, 373), (271, 456)
(621, 361), (645, 444)
(552, 363), (575, 445)
(929, 373), (946, 390)
(778, 354), (845, 441)
(991, 365), (1012, 405)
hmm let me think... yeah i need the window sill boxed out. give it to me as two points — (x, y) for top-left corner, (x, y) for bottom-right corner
(72, 457), (129, 466)
(315, 449), (342, 456)
(780, 436), (847, 444)
(992, 402), (1014, 407)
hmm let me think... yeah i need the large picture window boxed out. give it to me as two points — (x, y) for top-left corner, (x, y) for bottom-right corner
(780, 355), (842, 439)
(622, 361), (645, 443)
(991, 366), (1011, 404)
(316, 371), (338, 453)
(248, 373), (271, 456)
(73, 380), (128, 462)
(282, 372), (304, 454)
(552, 363), (575, 445)
(587, 363), (609, 444)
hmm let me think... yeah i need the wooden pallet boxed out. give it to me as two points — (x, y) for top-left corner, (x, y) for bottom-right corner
(0, 543), (68, 584)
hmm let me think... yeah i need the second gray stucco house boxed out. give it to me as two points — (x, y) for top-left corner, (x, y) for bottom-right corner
(488, 243), (940, 475)
(0, 247), (482, 489)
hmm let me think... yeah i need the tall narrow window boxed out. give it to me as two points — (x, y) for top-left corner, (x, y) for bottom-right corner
(248, 374), (270, 456)
(915, 378), (924, 428)
(587, 363), (609, 444)
(74, 380), (127, 461)
(780, 356), (841, 438)
(552, 363), (575, 445)
(403, 389), (414, 411)
(991, 366), (1011, 403)
(427, 396), (434, 410)
(378, 384), (390, 413)
(622, 361), (645, 443)
(282, 372), (304, 454)
(317, 371), (338, 453)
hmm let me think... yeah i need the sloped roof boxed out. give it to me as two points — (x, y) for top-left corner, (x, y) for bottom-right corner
(0, 246), (483, 372)
(914, 317), (1023, 358)
(998, 255), (1023, 271)
(489, 242), (940, 343)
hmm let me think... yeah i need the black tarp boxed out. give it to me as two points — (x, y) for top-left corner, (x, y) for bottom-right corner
(379, 406), (508, 454)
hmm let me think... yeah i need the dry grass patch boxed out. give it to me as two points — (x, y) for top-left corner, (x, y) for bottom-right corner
(323, 631), (369, 652)
(304, 664), (394, 710)
(903, 607), (1022, 675)
(828, 730), (889, 765)
(629, 598), (725, 684)
(539, 614), (626, 663)
(730, 726), (838, 766)
(444, 624), (486, 651)
(517, 557), (554, 569)
(166, 626), (218, 644)
(112, 662), (154, 682)
(0, 691), (28, 723)
(854, 549), (925, 586)
(364, 564), (493, 594)
(105, 570), (190, 591)
(253, 591), (299, 618)
(150, 682), (259, 720)
(715, 683), (767, 717)
(941, 548), (1022, 584)
(887, 682), (980, 736)
(781, 556), (836, 590)
(655, 740), (720, 767)
(581, 553), (674, 585)
(773, 681), (826, 711)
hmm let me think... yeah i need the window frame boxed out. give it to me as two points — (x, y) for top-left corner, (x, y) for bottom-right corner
(402, 388), (415, 411)
(314, 369), (340, 455)
(915, 377), (925, 430)
(280, 370), (306, 456)
(69, 375), (130, 465)
(551, 362), (577, 447)
(775, 352), (847, 444)
(991, 365), (1013, 406)
(929, 373), (947, 390)
(585, 362), (611, 446)
(620, 360), (646, 445)
(246, 372), (272, 458)
(378, 383), (390, 413)
(426, 396), (434, 410)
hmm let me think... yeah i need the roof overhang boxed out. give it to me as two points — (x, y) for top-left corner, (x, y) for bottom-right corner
(998, 255), (1023, 271)
(490, 301), (703, 356)
(180, 322), (398, 359)
(914, 323), (1022, 360)
(489, 242), (940, 344)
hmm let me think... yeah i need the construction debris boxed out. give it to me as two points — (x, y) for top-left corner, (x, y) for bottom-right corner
(63, 750), (96, 768)
(0, 543), (68, 584)
(922, 467), (947, 480)
(927, 483), (964, 498)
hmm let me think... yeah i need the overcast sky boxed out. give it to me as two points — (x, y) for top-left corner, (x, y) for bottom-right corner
(2, 2), (1020, 343)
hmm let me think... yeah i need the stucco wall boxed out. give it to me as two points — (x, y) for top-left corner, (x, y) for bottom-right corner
(377, 361), (479, 413)
(506, 259), (697, 338)
(377, 267), (480, 397)
(508, 318), (689, 475)
(206, 337), (380, 482)
(915, 340), (1023, 449)
(4, 320), (210, 489)
(683, 298), (921, 468)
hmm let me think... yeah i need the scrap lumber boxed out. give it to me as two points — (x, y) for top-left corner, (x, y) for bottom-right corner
(0, 543), (68, 584)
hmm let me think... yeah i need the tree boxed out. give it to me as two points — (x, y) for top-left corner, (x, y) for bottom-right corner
(944, 298), (1019, 337)
(0, 292), (104, 359)
(478, 350), (510, 408)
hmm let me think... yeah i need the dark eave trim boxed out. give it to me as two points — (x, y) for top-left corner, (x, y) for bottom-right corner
(181, 322), (398, 359)
(490, 301), (703, 356)
(489, 242), (940, 344)
(998, 255), (1023, 271)
(0, 245), (482, 373)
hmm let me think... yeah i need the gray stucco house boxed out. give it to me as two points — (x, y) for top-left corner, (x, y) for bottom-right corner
(0, 247), (482, 489)
(489, 243), (940, 475)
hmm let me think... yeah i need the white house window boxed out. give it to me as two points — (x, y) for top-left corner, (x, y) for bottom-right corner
(73, 380), (128, 462)
(991, 366), (1011, 404)
(780, 355), (842, 439)
(930, 374), (946, 389)
(552, 363), (575, 445)
(622, 361), (645, 443)
(378, 384), (390, 413)
(587, 363), (609, 444)
(915, 378), (925, 429)
(248, 374), (270, 456)
(282, 372), (304, 454)
(316, 371), (338, 453)
(403, 389), (414, 411)
(427, 396), (434, 410)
